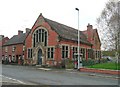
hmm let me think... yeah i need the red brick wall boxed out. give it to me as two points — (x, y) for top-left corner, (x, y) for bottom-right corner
(57, 39), (92, 61)
(0, 37), (9, 59)
(2, 44), (24, 64)
(25, 15), (93, 66)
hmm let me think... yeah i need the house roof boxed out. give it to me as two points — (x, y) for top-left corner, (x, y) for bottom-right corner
(3, 33), (27, 46)
(44, 18), (92, 45)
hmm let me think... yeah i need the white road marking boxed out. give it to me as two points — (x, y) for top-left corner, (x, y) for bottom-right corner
(38, 68), (51, 71)
(0, 75), (26, 84)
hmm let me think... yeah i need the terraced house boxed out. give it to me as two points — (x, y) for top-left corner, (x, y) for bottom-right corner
(2, 29), (30, 64)
(2, 13), (101, 66)
(0, 35), (9, 62)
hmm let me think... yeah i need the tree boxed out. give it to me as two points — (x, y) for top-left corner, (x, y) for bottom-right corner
(97, 0), (120, 55)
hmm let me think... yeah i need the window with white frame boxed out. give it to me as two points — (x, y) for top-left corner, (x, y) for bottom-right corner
(28, 48), (32, 58)
(72, 47), (77, 59)
(12, 46), (16, 52)
(62, 45), (69, 58)
(23, 45), (25, 51)
(33, 29), (47, 47)
(81, 48), (85, 59)
(12, 55), (15, 62)
(5, 47), (8, 52)
(47, 47), (54, 59)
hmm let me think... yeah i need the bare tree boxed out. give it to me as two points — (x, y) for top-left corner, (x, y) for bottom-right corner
(97, 0), (120, 54)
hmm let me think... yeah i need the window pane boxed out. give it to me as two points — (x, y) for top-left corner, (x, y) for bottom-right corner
(66, 51), (68, 58)
(73, 47), (74, 51)
(66, 46), (68, 50)
(36, 36), (38, 42)
(33, 34), (35, 47)
(42, 32), (44, 42)
(39, 32), (41, 42)
(44, 32), (47, 46)
(51, 48), (53, 51)
(62, 51), (64, 58)
(62, 46), (65, 50)
(31, 49), (32, 58)
(51, 52), (53, 58)
(48, 52), (50, 58)
(28, 49), (30, 58)
(48, 48), (50, 51)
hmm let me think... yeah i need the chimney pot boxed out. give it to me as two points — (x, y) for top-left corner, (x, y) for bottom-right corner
(18, 30), (23, 35)
(25, 28), (31, 33)
(87, 23), (93, 30)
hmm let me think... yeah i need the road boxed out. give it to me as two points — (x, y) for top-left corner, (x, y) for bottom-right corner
(2, 64), (119, 85)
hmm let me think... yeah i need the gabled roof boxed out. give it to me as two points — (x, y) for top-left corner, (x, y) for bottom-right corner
(93, 29), (101, 45)
(83, 28), (101, 45)
(44, 18), (92, 45)
(3, 33), (27, 46)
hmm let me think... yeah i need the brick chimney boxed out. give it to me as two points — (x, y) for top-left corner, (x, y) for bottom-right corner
(25, 28), (31, 33)
(87, 23), (93, 30)
(18, 30), (23, 35)
(0, 35), (4, 40)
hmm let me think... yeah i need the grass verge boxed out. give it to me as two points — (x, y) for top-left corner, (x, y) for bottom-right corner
(87, 62), (120, 70)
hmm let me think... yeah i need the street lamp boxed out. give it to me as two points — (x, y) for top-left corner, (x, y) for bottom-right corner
(75, 8), (82, 69)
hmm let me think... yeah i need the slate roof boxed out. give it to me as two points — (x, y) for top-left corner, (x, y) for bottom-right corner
(3, 33), (27, 46)
(44, 18), (92, 45)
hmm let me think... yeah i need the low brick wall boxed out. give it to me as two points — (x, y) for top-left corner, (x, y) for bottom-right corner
(80, 68), (120, 75)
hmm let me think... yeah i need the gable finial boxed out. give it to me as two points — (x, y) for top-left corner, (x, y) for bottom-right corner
(88, 23), (90, 26)
(40, 13), (42, 16)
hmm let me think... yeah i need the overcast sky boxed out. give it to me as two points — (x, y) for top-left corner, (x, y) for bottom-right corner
(0, 0), (108, 38)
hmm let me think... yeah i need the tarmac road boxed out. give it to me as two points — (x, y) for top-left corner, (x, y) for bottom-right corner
(2, 64), (119, 85)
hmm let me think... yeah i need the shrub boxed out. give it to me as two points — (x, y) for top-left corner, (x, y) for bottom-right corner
(65, 59), (74, 69)
(82, 58), (95, 66)
(100, 58), (108, 63)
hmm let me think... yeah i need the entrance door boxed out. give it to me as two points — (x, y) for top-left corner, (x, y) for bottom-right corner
(38, 49), (42, 65)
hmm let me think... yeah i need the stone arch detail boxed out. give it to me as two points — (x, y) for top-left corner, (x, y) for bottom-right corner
(32, 44), (46, 65)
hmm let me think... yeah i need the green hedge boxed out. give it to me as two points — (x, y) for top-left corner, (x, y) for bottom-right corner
(82, 58), (95, 66)
(82, 58), (108, 66)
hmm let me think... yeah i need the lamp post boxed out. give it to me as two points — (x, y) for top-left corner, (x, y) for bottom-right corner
(75, 8), (80, 69)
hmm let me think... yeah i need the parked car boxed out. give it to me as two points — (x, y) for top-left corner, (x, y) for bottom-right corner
(102, 56), (113, 61)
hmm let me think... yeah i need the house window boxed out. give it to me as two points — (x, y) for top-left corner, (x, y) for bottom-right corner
(33, 29), (47, 47)
(62, 45), (69, 58)
(88, 49), (93, 58)
(47, 47), (54, 59)
(12, 55), (15, 62)
(23, 46), (25, 52)
(5, 47), (8, 52)
(12, 46), (16, 52)
(72, 47), (77, 59)
(28, 48), (32, 58)
(81, 48), (85, 59)
(95, 51), (98, 58)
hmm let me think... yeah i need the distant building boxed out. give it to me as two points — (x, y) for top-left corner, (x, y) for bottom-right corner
(2, 29), (30, 64)
(0, 35), (9, 61)
(2, 13), (101, 66)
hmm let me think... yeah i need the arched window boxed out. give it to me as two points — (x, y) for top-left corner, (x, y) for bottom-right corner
(33, 29), (47, 47)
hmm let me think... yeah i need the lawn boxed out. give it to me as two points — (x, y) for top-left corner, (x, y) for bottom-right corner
(87, 62), (120, 70)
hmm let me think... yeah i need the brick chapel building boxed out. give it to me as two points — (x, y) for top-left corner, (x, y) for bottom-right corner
(2, 13), (101, 66)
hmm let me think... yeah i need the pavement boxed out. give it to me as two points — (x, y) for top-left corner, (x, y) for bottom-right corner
(37, 67), (120, 79)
